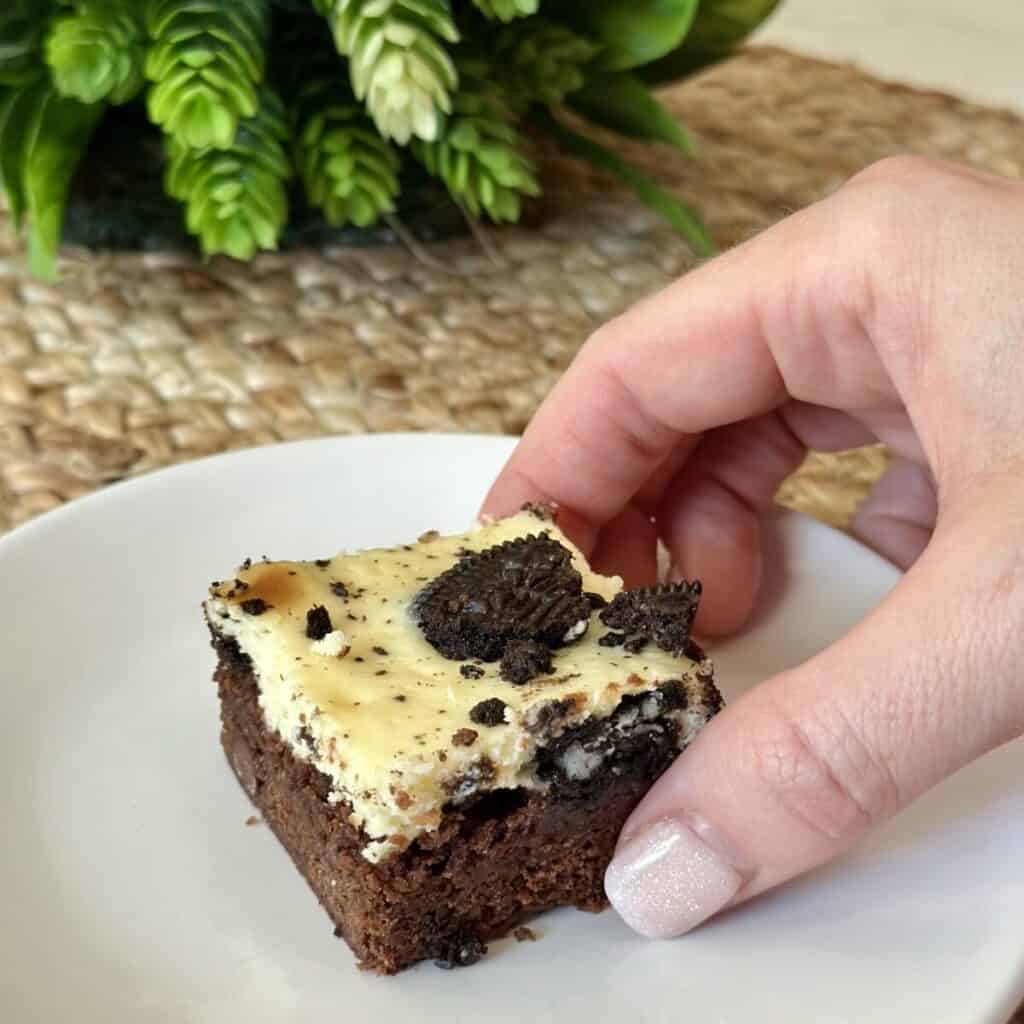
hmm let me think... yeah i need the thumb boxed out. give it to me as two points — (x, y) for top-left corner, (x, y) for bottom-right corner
(604, 503), (1023, 938)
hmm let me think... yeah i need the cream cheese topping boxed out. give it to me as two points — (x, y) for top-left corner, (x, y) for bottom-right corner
(205, 511), (714, 862)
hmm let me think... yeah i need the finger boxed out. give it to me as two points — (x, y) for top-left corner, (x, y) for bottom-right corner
(779, 401), (877, 452)
(657, 418), (790, 637)
(657, 407), (875, 635)
(851, 456), (937, 568)
(482, 181), (903, 538)
(588, 503), (659, 589)
(631, 403), (874, 520)
(633, 437), (701, 516)
(604, 506), (1024, 939)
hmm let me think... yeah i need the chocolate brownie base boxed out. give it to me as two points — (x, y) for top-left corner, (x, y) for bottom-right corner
(213, 633), (683, 974)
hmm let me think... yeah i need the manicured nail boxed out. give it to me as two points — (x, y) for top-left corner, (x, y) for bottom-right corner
(604, 816), (742, 939)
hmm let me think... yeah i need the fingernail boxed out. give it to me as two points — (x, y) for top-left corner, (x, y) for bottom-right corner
(604, 816), (743, 939)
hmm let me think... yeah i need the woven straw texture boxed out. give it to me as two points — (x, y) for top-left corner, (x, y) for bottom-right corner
(2, 45), (1024, 536)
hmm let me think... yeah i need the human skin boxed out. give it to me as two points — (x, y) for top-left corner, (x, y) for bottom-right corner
(482, 156), (1024, 938)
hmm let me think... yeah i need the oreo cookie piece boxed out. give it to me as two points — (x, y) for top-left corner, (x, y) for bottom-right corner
(305, 604), (332, 640)
(469, 698), (508, 726)
(500, 639), (553, 685)
(412, 534), (592, 662)
(599, 581), (702, 655)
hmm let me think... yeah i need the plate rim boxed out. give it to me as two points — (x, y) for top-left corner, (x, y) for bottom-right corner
(0, 432), (512, 552)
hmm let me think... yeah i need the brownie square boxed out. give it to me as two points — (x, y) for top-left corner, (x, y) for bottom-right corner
(204, 509), (722, 972)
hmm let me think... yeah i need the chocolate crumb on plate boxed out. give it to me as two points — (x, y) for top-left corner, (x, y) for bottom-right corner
(433, 935), (488, 970)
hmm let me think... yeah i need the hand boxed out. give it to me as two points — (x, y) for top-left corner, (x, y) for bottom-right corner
(482, 156), (1024, 939)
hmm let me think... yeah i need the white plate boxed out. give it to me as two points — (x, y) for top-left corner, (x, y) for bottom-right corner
(1, 434), (1021, 1024)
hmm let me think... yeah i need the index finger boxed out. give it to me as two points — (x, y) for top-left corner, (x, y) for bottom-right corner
(481, 185), (895, 550)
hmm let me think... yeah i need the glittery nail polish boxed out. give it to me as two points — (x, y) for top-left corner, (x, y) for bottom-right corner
(604, 816), (743, 939)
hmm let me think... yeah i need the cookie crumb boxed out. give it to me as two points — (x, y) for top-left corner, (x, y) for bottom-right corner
(306, 605), (332, 640)
(469, 698), (508, 727)
(433, 934), (487, 970)
(452, 728), (478, 747)
(500, 638), (553, 685)
(513, 926), (537, 943)
(245, 815), (262, 827)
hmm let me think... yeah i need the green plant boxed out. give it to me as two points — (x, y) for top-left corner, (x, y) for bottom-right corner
(165, 85), (290, 259)
(46, 1), (147, 104)
(0, 0), (781, 276)
(412, 56), (539, 222)
(146, 0), (271, 149)
(293, 79), (402, 227)
(315, 0), (459, 144)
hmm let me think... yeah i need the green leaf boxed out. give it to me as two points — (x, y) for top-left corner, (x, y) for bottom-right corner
(0, 74), (48, 227)
(24, 91), (105, 279)
(0, 2), (56, 87)
(534, 109), (715, 258)
(641, 0), (782, 84)
(550, 0), (700, 71)
(569, 71), (694, 155)
(7, 81), (105, 278)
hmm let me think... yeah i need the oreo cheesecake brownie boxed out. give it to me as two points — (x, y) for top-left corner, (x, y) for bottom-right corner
(204, 506), (722, 973)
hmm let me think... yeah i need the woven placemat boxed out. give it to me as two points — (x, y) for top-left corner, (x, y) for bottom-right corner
(2, 43), (1023, 540)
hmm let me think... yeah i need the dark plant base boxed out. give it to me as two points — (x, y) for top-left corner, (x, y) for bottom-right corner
(62, 102), (469, 255)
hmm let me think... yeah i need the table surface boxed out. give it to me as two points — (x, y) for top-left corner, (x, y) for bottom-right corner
(756, 0), (1024, 111)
